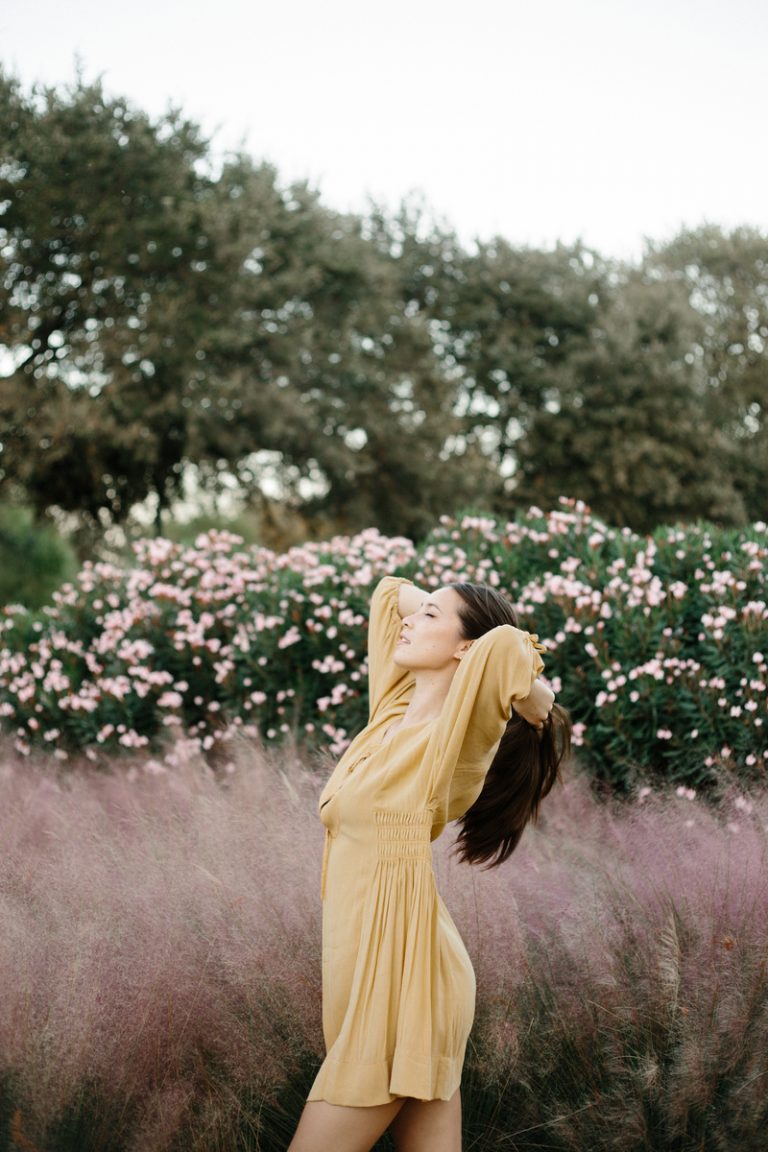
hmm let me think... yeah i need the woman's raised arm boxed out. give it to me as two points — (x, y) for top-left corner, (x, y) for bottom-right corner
(397, 581), (427, 619)
(513, 678), (555, 728)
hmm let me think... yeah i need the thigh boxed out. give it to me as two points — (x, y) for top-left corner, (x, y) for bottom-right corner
(287, 1098), (406, 1152)
(389, 1090), (462, 1152)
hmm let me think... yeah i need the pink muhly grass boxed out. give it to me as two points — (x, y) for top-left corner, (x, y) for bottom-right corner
(436, 772), (768, 1149)
(2, 742), (768, 1150)
(0, 737), (325, 1151)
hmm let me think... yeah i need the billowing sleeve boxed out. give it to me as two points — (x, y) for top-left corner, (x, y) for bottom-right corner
(424, 624), (545, 830)
(366, 576), (415, 721)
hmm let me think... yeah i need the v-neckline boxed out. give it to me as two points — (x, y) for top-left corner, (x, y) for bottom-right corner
(379, 716), (432, 748)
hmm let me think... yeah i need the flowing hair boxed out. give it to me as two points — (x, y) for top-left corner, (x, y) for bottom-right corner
(450, 582), (571, 868)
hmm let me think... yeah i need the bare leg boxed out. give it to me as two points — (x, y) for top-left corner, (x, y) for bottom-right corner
(389, 1090), (462, 1152)
(287, 1098), (406, 1152)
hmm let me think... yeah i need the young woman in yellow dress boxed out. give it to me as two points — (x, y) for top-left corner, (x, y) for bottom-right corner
(288, 575), (571, 1152)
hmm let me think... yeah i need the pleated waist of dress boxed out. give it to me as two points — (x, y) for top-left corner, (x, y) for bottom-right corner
(375, 808), (433, 862)
(320, 808), (433, 898)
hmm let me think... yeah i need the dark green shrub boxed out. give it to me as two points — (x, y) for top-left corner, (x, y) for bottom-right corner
(0, 504), (77, 610)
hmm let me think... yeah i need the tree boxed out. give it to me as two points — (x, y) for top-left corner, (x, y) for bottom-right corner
(642, 226), (768, 523)
(0, 71), (225, 535)
(198, 170), (475, 538)
(3, 72), (764, 544)
(366, 210), (607, 509)
(0, 79), (477, 543)
(515, 271), (746, 531)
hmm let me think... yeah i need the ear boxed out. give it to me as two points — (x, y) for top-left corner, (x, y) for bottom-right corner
(454, 639), (474, 661)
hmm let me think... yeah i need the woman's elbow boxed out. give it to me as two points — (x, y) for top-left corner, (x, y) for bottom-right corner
(515, 680), (555, 727)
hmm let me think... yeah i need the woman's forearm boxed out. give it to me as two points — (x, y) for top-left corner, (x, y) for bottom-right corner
(398, 580), (427, 619)
(513, 678), (555, 727)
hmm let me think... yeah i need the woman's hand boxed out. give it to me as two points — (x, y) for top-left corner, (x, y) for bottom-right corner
(513, 678), (555, 729)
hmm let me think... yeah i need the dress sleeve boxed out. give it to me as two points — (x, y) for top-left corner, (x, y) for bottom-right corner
(423, 624), (546, 829)
(366, 576), (415, 721)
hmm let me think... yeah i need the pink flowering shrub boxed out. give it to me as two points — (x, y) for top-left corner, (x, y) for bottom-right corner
(1, 745), (766, 1151)
(0, 501), (766, 791)
(0, 528), (416, 768)
(416, 505), (767, 791)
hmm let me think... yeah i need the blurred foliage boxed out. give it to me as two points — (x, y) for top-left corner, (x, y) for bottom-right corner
(516, 270), (748, 527)
(0, 506), (764, 793)
(1, 70), (767, 550)
(0, 501), (77, 608)
(641, 226), (768, 524)
(0, 71), (218, 532)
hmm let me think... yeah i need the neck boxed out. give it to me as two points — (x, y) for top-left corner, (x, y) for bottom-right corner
(403, 665), (458, 724)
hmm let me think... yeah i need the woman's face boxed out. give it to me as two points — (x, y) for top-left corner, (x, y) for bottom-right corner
(392, 586), (472, 672)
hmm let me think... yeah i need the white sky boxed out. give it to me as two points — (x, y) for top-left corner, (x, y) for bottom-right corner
(1, 0), (767, 260)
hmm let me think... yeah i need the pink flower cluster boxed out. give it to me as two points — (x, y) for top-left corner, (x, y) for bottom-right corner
(0, 527), (416, 764)
(411, 501), (767, 784)
(0, 501), (765, 786)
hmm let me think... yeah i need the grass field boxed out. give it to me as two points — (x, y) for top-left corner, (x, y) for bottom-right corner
(2, 740), (767, 1151)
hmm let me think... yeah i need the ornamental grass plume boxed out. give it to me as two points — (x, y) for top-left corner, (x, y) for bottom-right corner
(1, 743), (767, 1150)
(438, 774), (768, 1151)
(0, 737), (325, 1152)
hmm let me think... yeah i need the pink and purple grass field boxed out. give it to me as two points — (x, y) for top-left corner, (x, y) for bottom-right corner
(2, 739), (766, 1151)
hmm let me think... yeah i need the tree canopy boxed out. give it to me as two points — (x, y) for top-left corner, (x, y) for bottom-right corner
(1, 69), (766, 545)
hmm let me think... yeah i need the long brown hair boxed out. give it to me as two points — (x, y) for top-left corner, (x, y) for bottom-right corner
(450, 582), (571, 868)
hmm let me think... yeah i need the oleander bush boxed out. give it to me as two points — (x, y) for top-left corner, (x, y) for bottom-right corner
(0, 500), (765, 793)
(417, 505), (767, 791)
(1, 744), (766, 1151)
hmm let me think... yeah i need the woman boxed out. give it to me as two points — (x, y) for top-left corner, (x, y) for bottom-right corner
(288, 576), (570, 1152)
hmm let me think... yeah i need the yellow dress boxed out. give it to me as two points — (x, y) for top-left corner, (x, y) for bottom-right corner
(308, 576), (545, 1107)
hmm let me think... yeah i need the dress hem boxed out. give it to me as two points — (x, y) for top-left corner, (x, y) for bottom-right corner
(307, 1053), (461, 1108)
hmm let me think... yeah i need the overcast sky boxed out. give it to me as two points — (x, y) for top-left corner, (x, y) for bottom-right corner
(2, 0), (766, 260)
